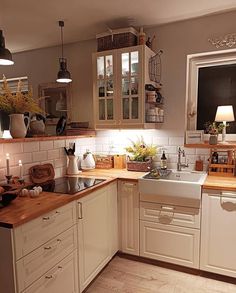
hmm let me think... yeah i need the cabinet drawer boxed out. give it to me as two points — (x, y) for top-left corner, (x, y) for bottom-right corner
(16, 225), (77, 292)
(14, 202), (76, 260)
(140, 202), (200, 229)
(140, 220), (200, 268)
(23, 251), (78, 293)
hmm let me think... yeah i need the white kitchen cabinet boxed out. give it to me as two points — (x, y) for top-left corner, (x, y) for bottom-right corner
(93, 45), (162, 129)
(118, 180), (139, 256)
(0, 202), (78, 293)
(200, 191), (236, 278)
(139, 202), (200, 268)
(108, 181), (119, 256)
(140, 220), (200, 268)
(77, 183), (118, 292)
(23, 251), (78, 293)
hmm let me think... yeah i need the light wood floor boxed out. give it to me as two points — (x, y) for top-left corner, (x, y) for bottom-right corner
(85, 256), (236, 293)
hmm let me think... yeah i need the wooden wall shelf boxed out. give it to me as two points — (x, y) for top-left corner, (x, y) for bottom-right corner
(185, 142), (236, 149)
(0, 134), (96, 144)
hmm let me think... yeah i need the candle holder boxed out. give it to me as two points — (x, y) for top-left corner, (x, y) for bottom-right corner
(5, 175), (13, 184)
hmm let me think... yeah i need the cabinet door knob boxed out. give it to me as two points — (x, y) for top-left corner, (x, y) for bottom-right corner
(44, 246), (52, 250)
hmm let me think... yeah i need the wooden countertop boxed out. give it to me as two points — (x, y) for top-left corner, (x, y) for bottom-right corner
(0, 177), (116, 228)
(79, 169), (146, 180)
(2, 168), (236, 229)
(203, 175), (236, 191)
(0, 169), (145, 228)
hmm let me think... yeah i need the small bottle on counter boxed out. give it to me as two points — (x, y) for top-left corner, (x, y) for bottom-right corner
(160, 151), (167, 170)
(211, 151), (218, 172)
(195, 156), (203, 171)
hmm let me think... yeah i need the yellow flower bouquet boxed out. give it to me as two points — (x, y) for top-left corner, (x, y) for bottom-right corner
(0, 75), (43, 114)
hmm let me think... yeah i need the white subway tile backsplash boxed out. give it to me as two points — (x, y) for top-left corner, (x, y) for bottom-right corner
(13, 153), (32, 165)
(168, 154), (178, 163)
(184, 148), (196, 155)
(153, 137), (169, 146)
(185, 155), (198, 164)
(3, 143), (23, 154)
(168, 137), (184, 146)
(54, 157), (67, 168)
(32, 151), (47, 162)
(54, 139), (65, 149)
(23, 141), (39, 152)
(0, 132), (212, 181)
(48, 149), (60, 160)
(40, 140), (54, 151)
(164, 146), (178, 154)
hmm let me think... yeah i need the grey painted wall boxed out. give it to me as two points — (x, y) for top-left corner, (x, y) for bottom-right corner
(146, 10), (236, 134)
(0, 10), (236, 132)
(0, 38), (96, 127)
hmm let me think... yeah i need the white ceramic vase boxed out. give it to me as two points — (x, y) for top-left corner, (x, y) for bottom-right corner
(67, 155), (79, 175)
(9, 114), (30, 138)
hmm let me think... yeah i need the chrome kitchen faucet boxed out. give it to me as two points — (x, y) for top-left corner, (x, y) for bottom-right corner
(177, 147), (189, 171)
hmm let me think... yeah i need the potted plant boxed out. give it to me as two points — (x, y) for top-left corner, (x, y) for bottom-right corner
(204, 121), (225, 145)
(125, 136), (158, 171)
(0, 76), (44, 138)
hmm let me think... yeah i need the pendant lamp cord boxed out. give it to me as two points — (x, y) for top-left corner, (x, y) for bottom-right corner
(59, 20), (64, 59)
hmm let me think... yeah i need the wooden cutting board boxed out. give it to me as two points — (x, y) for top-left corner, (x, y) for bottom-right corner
(29, 163), (55, 183)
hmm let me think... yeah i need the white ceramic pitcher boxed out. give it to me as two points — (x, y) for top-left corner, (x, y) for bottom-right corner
(9, 114), (30, 138)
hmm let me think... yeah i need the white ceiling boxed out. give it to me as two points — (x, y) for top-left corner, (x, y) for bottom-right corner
(1, 0), (236, 53)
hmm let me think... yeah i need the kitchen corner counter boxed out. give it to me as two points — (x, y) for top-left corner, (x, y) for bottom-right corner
(0, 177), (116, 228)
(203, 175), (236, 191)
(0, 169), (144, 228)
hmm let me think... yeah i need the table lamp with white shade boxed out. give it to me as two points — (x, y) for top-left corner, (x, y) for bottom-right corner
(215, 105), (235, 142)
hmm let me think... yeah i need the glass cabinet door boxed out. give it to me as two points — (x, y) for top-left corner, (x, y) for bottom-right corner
(96, 54), (115, 123)
(119, 50), (141, 123)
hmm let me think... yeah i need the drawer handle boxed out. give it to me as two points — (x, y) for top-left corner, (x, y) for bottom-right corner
(160, 206), (174, 219)
(161, 206), (174, 211)
(43, 216), (50, 221)
(42, 211), (60, 222)
(78, 202), (83, 219)
(44, 246), (52, 250)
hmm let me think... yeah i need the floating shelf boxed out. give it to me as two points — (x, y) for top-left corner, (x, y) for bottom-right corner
(185, 142), (236, 149)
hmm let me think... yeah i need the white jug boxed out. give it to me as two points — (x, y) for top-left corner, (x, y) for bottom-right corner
(67, 155), (80, 175)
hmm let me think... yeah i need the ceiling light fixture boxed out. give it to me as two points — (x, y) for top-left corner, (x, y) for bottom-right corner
(56, 21), (72, 83)
(0, 30), (14, 65)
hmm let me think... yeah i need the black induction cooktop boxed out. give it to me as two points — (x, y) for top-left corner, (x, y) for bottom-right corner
(37, 177), (106, 195)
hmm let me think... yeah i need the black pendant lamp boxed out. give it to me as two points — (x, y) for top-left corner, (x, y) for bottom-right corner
(0, 30), (14, 65)
(56, 21), (72, 83)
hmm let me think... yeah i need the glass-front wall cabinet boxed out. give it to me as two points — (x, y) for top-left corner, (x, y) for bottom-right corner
(96, 53), (116, 124)
(120, 49), (141, 123)
(93, 45), (160, 128)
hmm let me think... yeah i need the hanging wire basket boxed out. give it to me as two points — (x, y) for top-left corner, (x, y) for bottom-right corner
(149, 50), (163, 84)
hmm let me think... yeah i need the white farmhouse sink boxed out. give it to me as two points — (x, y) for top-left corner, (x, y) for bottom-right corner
(139, 170), (207, 208)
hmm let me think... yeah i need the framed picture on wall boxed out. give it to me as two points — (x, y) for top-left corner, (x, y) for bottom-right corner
(185, 130), (204, 144)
